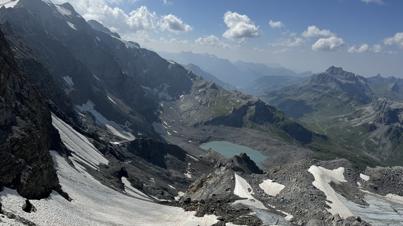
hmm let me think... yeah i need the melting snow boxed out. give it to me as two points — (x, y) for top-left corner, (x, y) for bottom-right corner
(385, 193), (403, 204)
(233, 174), (293, 223)
(121, 177), (151, 201)
(174, 191), (185, 201)
(0, 0), (19, 8)
(345, 191), (403, 225)
(259, 179), (285, 197)
(67, 21), (77, 30)
(0, 152), (218, 226)
(308, 166), (352, 218)
(184, 171), (192, 179)
(56, 4), (72, 16)
(309, 165), (403, 225)
(186, 154), (199, 161)
(63, 76), (74, 87)
(76, 101), (135, 141)
(233, 174), (267, 210)
(52, 114), (109, 169)
(107, 95), (117, 105)
(360, 173), (370, 181)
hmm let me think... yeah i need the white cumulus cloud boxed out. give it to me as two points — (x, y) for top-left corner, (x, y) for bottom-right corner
(302, 25), (334, 38)
(160, 14), (192, 32)
(348, 44), (369, 53)
(195, 35), (228, 48)
(223, 11), (259, 40)
(312, 36), (344, 51)
(384, 32), (403, 49)
(348, 44), (383, 53)
(52, 0), (192, 35)
(268, 20), (284, 29)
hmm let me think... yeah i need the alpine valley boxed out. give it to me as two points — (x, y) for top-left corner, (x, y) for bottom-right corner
(0, 1), (403, 226)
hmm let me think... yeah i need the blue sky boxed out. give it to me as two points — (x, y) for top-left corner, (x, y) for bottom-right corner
(57, 0), (403, 76)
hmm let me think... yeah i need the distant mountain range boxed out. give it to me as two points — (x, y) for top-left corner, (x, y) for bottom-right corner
(265, 66), (403, 165)
(160, 51), (309, 94)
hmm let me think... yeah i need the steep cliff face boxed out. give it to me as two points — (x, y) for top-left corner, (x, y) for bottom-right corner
(0, 30), (59, 199)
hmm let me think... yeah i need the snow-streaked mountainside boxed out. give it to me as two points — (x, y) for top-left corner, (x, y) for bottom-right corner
(0, 115), (218, 226)
(1, 0), (403, 225)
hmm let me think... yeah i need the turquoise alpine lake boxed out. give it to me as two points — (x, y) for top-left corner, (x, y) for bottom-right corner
(200, 141), (266, 166)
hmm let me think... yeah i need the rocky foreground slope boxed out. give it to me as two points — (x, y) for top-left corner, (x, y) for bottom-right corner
(0, 29), (60, 199)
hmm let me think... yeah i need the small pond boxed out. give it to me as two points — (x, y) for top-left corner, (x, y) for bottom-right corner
(200, 141), (267, 166)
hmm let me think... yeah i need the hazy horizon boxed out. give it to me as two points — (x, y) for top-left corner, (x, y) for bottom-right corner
(53, 0), (403, 77)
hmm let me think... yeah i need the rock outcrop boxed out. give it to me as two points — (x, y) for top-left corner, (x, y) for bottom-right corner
(0, 29), (59, 199)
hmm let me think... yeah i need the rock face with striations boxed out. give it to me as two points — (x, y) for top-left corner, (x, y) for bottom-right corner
(0, 30), (59, 199)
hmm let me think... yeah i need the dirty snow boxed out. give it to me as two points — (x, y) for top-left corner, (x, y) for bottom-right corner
(52, 114), (109, 169)
(0, 152), (218, 226)
(259, 179), (285, 197)
(309, 165), (403, 225)
(308, 165), (353, 218)
(344, 191), (403, 225)
(76, 101), (135, 141)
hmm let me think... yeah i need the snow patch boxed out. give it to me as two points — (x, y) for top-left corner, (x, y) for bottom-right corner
(360, 173), (370, 181)
(184, 171), (192, 179)
(385, 193), (403, 204)
(259, 179), (285, 197)
(76, 101), (135, 141)
(63, 76), (74, 87)
(233, 173), (267, 209)
(67, 21), (77, 30)
(121, 177), (151, 201)
(174, 191), (185, 201)
(107, 95), (117, 105)
(233, 174), (293, 223)
(0, 0), (19, 8)
(56, 4), (72, 16)
(52, 114), (109, 169)
(186, 154), (199, 161)
(308, 165), (353, 218)
(226, 223), (246, 226)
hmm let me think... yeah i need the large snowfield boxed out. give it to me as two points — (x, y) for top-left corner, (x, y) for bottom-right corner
(0, 115), (218, 226)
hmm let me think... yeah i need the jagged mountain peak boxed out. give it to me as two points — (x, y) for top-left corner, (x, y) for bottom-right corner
(314, 66), (363, 83)
(14, 0), (82, 21)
